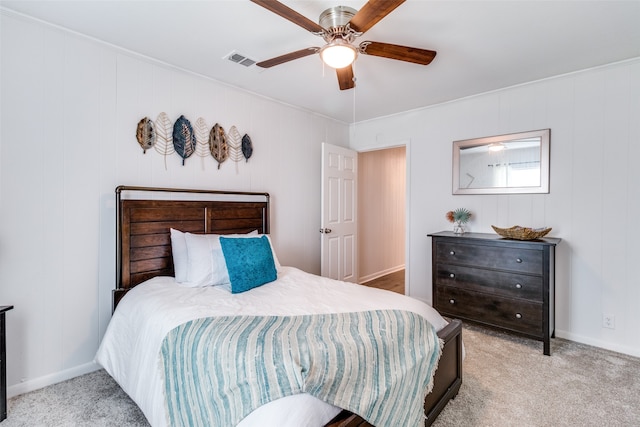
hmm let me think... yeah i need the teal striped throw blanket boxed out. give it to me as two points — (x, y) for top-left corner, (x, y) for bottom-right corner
(161, 309), (441, 427)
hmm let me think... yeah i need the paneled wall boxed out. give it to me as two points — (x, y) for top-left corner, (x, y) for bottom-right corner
(0, 11), (349, 396)
(2, 7), (639, 401)
(357, 147), (406, 283)
(350, 58), (640, 357)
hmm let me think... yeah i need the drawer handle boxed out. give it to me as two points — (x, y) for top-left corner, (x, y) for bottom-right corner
(515, 283), (522, 289)
(449, 299), (456, 305)
(516, 258), (523, 263)
(515, 313), (522, 319)
(449, 273), (455, 278)
(449, 250), (455, 256)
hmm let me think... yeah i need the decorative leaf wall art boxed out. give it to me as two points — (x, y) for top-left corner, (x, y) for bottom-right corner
(135, 117), (156, 153)
(227, 126), (243, 162)
(209, 123), (228, 169)
(154, 112), (175, 169)
(242, 134), (253, 162)
(194, 117), (210, 158)
(227, 126), (243, 173)
(172, 115), (196, 166)
(136, 114), (253, 171)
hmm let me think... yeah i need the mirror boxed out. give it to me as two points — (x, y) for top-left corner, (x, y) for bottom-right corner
(453, 129), (550, 194)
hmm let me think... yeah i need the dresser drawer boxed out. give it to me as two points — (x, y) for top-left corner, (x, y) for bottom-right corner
(435, 285), (543, 337)
(435, 263), (543, 302)
(436, 242), (543, 274)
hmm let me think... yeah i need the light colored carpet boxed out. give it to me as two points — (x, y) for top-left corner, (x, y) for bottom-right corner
(433, 324), (640, 426)
(3, 323), (639, 426)
(2, 369), (147, 427)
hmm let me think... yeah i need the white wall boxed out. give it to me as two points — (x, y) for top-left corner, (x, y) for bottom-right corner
(0, 11), (349, 397)
(350, 58), (640, 357)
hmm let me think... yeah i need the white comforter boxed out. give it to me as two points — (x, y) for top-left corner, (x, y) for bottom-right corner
(95, 267), (449, 427)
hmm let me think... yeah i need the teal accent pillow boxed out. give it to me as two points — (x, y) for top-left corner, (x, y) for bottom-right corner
(219, 235), (277, 293)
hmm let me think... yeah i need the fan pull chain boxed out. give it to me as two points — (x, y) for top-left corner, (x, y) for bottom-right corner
(352, 62), (357, 124)
(352, 83), (356, 124)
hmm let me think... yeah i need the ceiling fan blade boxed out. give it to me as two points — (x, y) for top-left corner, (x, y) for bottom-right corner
(250, 0), (325, 33)
(359, 41), (437, 65)
(256, 47), (320, 68)
(336, 65), (355, 91)
(349, 0), (405, 33)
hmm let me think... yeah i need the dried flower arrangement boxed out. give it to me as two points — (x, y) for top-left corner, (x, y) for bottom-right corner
(446, 208), (472, 234)
(446, 208), (472, 224)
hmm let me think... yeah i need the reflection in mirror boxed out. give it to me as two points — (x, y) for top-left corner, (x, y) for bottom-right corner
(453, 129), (550, 194)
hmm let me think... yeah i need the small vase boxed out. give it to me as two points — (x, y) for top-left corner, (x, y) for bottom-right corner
(453, 222), (465, 235)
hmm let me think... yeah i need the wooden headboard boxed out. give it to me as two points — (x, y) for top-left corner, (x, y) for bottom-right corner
(114, 186), (270, 310)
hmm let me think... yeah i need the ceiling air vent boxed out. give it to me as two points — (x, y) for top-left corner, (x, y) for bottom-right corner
(225, 51), (257, 68)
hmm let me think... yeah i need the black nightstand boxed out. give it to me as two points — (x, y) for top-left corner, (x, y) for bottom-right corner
(0, 305), (13, 421)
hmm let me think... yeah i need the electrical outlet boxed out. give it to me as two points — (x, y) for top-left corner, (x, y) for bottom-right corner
(603, 314), (615, 329)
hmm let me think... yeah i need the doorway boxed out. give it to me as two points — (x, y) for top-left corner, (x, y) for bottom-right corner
(357, 146), (406, 293)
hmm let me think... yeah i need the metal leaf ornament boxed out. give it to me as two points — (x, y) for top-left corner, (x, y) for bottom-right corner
(227, 126), (243, 163)
(242, 134), (253, 162)
(135, 117), (156, 154)
(172, 115), (196, 166)
(194, 117), (210, 158)
(154, 112), (175, 169)
(209, 123), (228, 169)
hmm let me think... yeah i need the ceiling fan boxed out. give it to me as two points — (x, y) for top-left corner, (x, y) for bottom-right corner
(250, 0), (437, 90)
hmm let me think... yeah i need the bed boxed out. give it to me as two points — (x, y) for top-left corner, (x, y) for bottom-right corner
(96, 186), (462, 427)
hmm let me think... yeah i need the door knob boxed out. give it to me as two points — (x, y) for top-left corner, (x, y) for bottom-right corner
(319, 228), (332, 234)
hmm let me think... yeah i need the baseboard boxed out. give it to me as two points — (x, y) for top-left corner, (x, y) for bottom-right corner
(554, 329), (640, 358)
(359, 265), (405, 284)
(7, 361), (101, 399)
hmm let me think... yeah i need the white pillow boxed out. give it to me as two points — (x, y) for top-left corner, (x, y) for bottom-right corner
(170, 228), (188, 282)
(184, 231), (259, 287)
(260, 234), (282, 272)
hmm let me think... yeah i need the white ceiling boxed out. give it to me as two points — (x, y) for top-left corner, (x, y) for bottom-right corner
(2, 1), (639, 123)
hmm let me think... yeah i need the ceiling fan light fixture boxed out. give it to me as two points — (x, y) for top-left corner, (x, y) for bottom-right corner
(320, 40), (357, 69)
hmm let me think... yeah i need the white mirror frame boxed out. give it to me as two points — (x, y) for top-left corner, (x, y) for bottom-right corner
(452, 129), (550, 195)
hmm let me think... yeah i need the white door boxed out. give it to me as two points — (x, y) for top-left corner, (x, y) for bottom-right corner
(321, 143), (358, 282)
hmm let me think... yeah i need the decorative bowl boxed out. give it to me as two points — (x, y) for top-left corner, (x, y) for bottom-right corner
(491, 225), (552, 240)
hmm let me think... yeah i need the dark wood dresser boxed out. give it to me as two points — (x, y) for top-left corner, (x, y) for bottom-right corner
(0, 305), (13, 421)
(428, 232), (560, 355)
